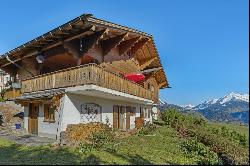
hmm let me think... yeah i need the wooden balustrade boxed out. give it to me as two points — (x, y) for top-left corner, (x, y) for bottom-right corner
(21, 64), (156, 101)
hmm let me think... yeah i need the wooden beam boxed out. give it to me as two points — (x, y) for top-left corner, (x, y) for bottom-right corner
(140, 67), (162, 74)
(158, 82), (166, 88)
(63, 39), (80, 62)
(1, 26), (96, 68)
(1, 51), (39, 68)
(139, 56), (158, 70)
(64, 25), (95, 43)
(80, 28), (108, 55)
(118, 36), (141, 55)
(101, 33), (128, 56)
(130, 38), (149, 55)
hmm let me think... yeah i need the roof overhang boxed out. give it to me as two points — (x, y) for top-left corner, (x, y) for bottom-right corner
(0, 13), (170, 88)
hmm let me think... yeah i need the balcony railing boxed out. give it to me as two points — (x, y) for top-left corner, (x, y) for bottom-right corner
(21, 64), (157, 101)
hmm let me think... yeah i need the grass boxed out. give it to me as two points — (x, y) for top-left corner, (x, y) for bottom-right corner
(208, 121), (249, 137)
(0, 125), (196, 165)
(0, 121), (248, 165)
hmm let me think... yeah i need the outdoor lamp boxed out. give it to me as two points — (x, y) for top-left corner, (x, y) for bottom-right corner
(36, 54), (45, 64)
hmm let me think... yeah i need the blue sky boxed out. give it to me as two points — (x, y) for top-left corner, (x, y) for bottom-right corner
(0, 0), (248, 105)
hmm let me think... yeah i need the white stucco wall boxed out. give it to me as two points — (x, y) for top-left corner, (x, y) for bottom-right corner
(37, 104), (59, 139)
(24, 105), (29, 130)
(59, 93), (152, 132)
(23, 103), (61, 139)
(23, 93), (153, 139)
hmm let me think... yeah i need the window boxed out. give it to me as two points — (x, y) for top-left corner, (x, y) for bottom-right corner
(140, 107), (149, 118)
(147, 83), (150, 90)
(148, 108), (151, 118)
(140, 107), (144, 118)
(131, 107), (136, 116)
(44, 104), (55, 122)
(150, 85), (155, 92)
(147, 83), (155, 92)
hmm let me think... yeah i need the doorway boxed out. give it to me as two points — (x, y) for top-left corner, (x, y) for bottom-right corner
(113, 105), (131, 130)
(28, 103), (39, 134)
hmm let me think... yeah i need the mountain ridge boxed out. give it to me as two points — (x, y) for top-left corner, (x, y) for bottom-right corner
(160, 92), (249, 124)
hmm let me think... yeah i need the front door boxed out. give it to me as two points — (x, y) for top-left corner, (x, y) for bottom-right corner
(28, 103), (39, 134)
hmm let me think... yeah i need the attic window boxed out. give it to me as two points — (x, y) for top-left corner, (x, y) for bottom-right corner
(147, 83), (155, 92)
(147, 83), (150, 90)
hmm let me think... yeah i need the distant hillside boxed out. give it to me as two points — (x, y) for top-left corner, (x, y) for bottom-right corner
(160, 92), (249, 125)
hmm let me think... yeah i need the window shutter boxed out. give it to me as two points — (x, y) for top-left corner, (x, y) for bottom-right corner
(113, 105), (119, 129)
(44, 104), (49, 120)
(140, 107), (144, 118)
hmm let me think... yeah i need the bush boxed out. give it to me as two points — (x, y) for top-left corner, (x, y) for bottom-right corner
(78, 123), (115, 153)
(138, 121), (157, 135)
(135, 117), (144, 129)
(182, 139), (220, 165)
(89, 129), (115, 150)
(161, 108), (181, 125)
(64, 123), (110, 145)
(161, 108), (206, 128)
(161, 109), (249, 165)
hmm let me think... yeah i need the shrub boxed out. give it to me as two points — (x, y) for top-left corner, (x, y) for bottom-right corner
(135, 117), (144, 129)
(78, 123), (115, 152)
(161, 109), (249, 165)
(138, 121), (157, 135)
(64, 123), (110, 145)
(182, 139), (220, 165)
(89, 129), (115, 150)
(161, 108), (181, 125)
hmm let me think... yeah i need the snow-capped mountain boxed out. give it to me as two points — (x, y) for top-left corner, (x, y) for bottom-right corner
(160, 92), (249, 124)
(195, 92), (249, 110)
(183, 104), (195, 110)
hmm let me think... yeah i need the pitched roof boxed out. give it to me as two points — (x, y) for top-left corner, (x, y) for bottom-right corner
(0, 13), (169, 88)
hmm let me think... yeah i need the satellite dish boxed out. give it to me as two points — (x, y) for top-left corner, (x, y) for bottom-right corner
(152, 107), (158, 114)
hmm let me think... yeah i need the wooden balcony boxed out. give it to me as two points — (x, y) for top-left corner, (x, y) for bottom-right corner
(21, 64), (157, 101)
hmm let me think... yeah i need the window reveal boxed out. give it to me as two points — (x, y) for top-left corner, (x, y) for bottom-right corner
(44, 104), (55, 122)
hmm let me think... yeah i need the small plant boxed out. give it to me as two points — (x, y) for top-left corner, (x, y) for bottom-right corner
(89, 129), (114, 150)
(78, 123), (115, 152)
(138, 121), (157, 135)
(135, 117), (144, 129)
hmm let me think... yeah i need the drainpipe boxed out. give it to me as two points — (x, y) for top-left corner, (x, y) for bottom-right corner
(6, 55), (35, 77)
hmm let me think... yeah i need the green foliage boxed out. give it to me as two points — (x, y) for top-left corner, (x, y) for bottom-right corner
(90, 129), (114, 149)
(160, 108), (249, 165)
(138, 121), (157, 135)
(79, 126), (115, 153)
(181, 139), (220, 165)
(0, 89), (6, 102)
(161, 108), (207, 128)
(161, 108), (181, 125)
(209, 126), (248, 146)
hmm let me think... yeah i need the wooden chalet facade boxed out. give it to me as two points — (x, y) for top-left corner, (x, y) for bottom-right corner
(0, 14), (169, 139)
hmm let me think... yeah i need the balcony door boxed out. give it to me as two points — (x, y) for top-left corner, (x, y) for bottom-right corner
(28, 103), (39, 134)
(113, 105), (130, 130)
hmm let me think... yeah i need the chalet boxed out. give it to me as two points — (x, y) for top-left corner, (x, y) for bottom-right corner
(0, 14), (169, 139)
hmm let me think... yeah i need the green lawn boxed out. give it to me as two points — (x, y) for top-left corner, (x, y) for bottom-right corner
(0, 126), (196, 165)
(0, 122), (249, 165)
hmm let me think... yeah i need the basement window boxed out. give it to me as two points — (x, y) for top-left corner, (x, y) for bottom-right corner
(44, 104), (55, 123)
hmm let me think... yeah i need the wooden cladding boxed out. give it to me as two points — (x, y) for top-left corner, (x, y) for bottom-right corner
(21, 64), (157, 101)
(3, 89), (21, 100)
